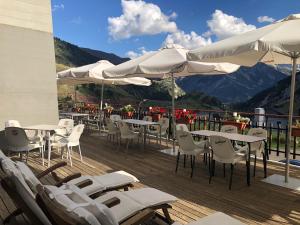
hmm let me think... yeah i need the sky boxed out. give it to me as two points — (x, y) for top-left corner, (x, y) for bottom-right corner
(51, 0), (300, 58)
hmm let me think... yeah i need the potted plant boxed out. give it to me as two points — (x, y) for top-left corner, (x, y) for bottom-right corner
(104, 103), (114, 114)
(121, 104), (135, 117)
(185, 113), (195, 124)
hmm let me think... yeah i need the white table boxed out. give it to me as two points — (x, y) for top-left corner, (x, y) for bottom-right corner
(60, 113), (89, 123)
(122, 119), (161, 149)
(24, 124), (60, 167)
(190, 130), (267, 185)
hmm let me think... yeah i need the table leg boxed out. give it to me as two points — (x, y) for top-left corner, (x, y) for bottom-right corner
(263, 140), (268, 178)
(47, 131), (51, 167)
(143, 126), (146, 150)
(247, 143), (251, 186)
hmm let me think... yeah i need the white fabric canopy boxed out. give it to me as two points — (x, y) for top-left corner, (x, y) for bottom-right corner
(103, 44), (239, 78)
(57, 60), (151, 86)
(103, 44), (239, 152)
(188, 14), (300, 183)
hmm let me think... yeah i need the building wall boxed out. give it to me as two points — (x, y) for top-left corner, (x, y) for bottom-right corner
(0, 0), (58, 129)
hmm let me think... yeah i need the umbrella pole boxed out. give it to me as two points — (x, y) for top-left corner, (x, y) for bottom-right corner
(99, 81), (104, 133)
(285, 57), (298, 183)
(171, 73), (176, 153)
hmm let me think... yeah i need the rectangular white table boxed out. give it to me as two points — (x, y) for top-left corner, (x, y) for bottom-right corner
(190, 130), (267, 185)
(24, 124), (61, 167)
(122, 119), (161, 149)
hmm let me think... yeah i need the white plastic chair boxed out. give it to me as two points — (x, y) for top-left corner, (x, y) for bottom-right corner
(118, 121), (140, 150)
(148, 117), (169, 145)
(5, 127), (43, 163)
(236, 128), (267, 176)
(176, 124), (189, 132)
(51, 124), (85, 166)
(56, 119), (74, 136)
(105, 118), (120, 142)
(175, 130), (209, 178)
(220, 125), (238, 134)
(209, 136), (247, 190)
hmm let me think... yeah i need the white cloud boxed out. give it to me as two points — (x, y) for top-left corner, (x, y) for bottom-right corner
(126, 47), (154, 59)
(207, 10), (256, 40)
(108, 0), (177, 40)
(52, 3), (64, 12)
(70, 17), (83, 25)
(257, 16), (275, 23)
(163, 30), (212, 49)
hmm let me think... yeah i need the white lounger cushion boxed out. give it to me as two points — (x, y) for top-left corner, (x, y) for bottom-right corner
(94, 188), (177, 222)
(68, 171), (139, 195)
(172, 212), (245, 225)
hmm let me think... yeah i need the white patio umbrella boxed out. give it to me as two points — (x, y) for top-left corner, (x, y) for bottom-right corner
(57, 60), (151, 111)
(187, 14), (300, 183)
(103, 44), (240, 151)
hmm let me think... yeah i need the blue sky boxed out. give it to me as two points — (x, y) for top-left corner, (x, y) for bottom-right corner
(51, 0), (300, 58)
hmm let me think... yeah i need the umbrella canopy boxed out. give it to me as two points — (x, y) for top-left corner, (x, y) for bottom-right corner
(103, 44), (239, 78)
(187, 14), (300, 183)
(57, 60), (151, 86)
(103, 44), (240, 152)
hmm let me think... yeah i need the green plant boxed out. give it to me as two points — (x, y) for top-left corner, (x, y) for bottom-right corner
(121, 104), (135, 113)
(104, 103), (114, 111)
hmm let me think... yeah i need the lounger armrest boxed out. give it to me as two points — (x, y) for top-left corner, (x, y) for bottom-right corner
(121, 209), (154, 225)
(36, 162), (67, 179)
(76, 179), (93, 189)
(55, 173), (82, 187)
(102, 197), (120, 208)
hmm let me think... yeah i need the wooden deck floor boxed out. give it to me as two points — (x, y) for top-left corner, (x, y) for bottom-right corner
(1, 133), (300, 225)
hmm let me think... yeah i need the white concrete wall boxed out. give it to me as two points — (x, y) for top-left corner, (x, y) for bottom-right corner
(0, 0), (58, 129)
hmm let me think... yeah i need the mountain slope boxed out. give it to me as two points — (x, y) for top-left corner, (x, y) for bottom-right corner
(176, 63), (287, 103)
(236, 72), (300, 114)
(81, 48), (129, 65)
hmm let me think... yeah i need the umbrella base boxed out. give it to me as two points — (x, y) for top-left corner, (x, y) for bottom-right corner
(262, 174), (300, 191)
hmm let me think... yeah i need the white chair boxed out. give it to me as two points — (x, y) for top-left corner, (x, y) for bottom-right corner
(236, 128), (267, 176)
(105, 118), (120, 142)
(175, 130), (209, 178)
(118, 121), (140, 150)
(148, 117), (169, 145)
(5, 127), (43, 163)
(176, 124), (189, 132)
(220, 125), (238, 134)
(110, 114), (122, 122)
(55, 119), (74, 136)
(51, 124), (85, 166)
(209, 136), (247, 190)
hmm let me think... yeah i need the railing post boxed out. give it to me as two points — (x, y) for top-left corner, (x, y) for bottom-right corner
(276, 121), (281, 156)
(268, 123), (273, 155)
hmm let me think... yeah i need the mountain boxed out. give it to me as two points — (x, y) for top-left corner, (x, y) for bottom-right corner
(236, 72), (300, 114)
(81, 48), (129, 65)
(176, 63), (287, 103)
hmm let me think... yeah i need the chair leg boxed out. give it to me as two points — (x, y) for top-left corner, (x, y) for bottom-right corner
(175, 151), (180, 172)
(212, 159), (215, 176)
(209, 158), (213, 184)
(223, 163), (226, 177)
(78, 144), (83, 162)
(190, 156), (195, 178)
(183, 154), (186, 168)
(229, 164), (234, 190)
(253, 154), (257, 177)
(68, 146), (73, 167)
(263, 153), (267, 178)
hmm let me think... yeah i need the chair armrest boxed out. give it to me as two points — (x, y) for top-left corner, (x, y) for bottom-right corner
(102, 197), (120, 208)
(121, 209), (154, 225)
(36, 161), (67, 179)
(55, 173), (82, 187)
(76, 179), (93, 189)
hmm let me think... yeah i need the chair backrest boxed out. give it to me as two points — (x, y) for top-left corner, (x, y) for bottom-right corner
(1, 176), (52, 225)
(176, 130), (197, 153)
(36, 184), (118, 225)
(5, 127), (29, 148)
(209, 136), (236, 163)
(159, 117), (169, 131)
(248, 128), (267, 152)
(68, 124), (84, 143)
(105, 118), (118, 133)
(176, 124), (189, 132)
(220, 125), (238, 134)
(58, 119), (74, 129)
(110, 114), (121, 122)
(5, 120), (21, 128)
(118, 121), (132, 137)
(143, 116), (152, 122)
